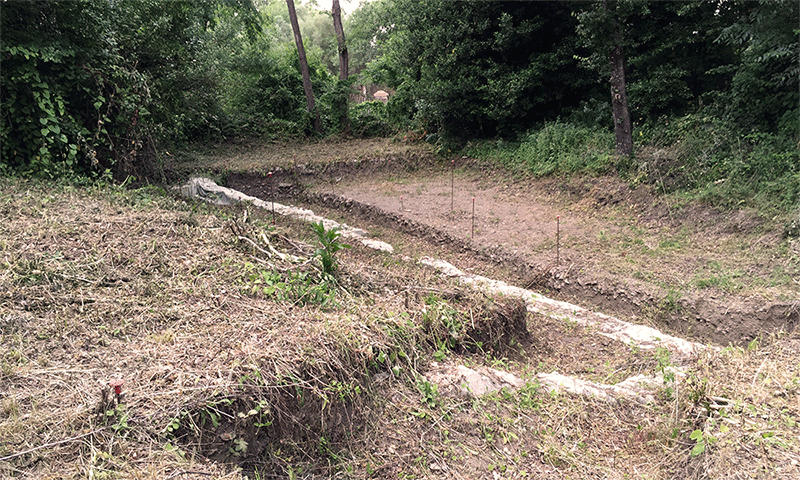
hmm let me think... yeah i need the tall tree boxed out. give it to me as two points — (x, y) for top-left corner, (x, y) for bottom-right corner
(286, 0), (319, 132)
(332, 0), (350, 134)
(344, 0), (394, 76)
(366, 0), (587, 139)
(606, 2), (632, 157)
(718, 0), (799, 135)
(576, 0), (637, 156)
(332, 0), (349, 80)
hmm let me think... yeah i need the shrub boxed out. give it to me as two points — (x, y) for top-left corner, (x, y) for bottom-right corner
(467, 122), (614, 177)
(349, 101), (393, 138)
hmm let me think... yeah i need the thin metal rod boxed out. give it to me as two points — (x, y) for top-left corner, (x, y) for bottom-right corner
(451, 159), (455, 213)
(471, 197), (475, 239)
(269, 172), (275, 224)
(557, 215), (560, 266)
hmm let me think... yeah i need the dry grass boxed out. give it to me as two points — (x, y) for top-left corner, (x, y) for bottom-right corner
(1, 176), (798, 479)
(167, 137), (423, 175)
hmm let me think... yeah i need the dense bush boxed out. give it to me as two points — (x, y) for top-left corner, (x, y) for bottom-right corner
(634, 113), (799, 209)
(468, 114), (799, 213)
(0, 0), (145, 177)
(349, 101), (392, 138)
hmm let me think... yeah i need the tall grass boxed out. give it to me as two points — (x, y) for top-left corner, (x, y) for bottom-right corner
(467, 115), (799, 214)
(638, 114), (800, 212)
(466, 122), (615, 177)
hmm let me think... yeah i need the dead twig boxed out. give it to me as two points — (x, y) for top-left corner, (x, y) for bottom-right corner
(237, 234), (272, 258)
(0, 429), (105, 462)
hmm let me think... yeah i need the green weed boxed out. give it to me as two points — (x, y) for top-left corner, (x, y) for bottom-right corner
(467, 122), (614, 177)
(689, 428), (717, 456)
(654, 347), (676, 401)
(311, 221), (351, 276)
(417, 378), (440, 409)
(245, 265), (338, 306)
(422, 295), (463, 348)
(659, 289), (683, 313)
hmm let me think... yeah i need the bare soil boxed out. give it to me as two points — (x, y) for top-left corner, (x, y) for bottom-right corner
(220, 138), (799, 347)
(2, 138), (798, 480)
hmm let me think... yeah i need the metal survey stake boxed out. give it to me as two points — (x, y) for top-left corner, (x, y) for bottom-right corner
(557, 215), (560, 266)
(471, 197), (475, 239)
(451, 159), (455, 213)
(269, 172), (275, 224)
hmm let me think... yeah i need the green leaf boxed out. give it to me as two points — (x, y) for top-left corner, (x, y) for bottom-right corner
(39, 117), (48, 125)
(690, 442), (705, 456)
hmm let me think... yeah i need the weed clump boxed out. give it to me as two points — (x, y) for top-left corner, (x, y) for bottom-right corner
(422, 293), (529, 358)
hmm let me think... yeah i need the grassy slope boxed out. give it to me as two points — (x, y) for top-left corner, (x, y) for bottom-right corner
(1, 167), (799, 479)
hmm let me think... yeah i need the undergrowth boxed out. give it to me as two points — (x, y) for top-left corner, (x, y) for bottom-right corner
(466, 114), (799, 215)
(466, 122), (615, 177)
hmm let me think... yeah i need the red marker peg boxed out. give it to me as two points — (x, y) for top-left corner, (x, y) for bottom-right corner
(109, 378), (124, 395)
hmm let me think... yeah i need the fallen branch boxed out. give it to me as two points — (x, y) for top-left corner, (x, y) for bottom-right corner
(0, 429), (104, 462)
(237, 235), (272, 258)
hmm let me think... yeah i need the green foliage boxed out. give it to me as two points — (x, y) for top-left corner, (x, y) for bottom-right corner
(345, 0), (394, 76)
(689, 428), (717, 457)
(4, 0), (796, 178)
(659, 288), (683, 313)
(716, 0), (799, 134)
(654, 346), (676, 401)
(318, 78), (354, 135)
(577, 1), (740, 124)
(216, 44), (309, 138)
(311, 221), (350, 276)
(467, 122), (614, 177)
(0, 0), (249, 178)
(364, 0), (590, 140)
(247, 267), (338, 306)
(421, 294), (465, 354)
(105, 403), (131, 436)
(1, 0), (124, 176)
(416, 377), (440, 409)
(349, 101), (393, 138)
(636, 113), (799, 211)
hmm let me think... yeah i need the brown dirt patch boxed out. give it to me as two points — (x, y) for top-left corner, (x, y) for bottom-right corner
(4, 138), (798, 480)
(220, 141), (798, 346)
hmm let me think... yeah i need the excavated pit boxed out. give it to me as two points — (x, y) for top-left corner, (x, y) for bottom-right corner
(225, 158), (799, 348)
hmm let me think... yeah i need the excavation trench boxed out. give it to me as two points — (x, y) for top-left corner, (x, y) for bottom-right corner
(224, 163), (799, 348)
(180, 177), (704, 405)
(175, 174), (797, 476)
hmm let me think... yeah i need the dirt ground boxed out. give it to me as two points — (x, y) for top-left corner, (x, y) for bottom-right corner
(3, 138), (798, 480)
(219, 138), (799, 347)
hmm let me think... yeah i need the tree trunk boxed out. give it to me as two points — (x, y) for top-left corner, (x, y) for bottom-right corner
(286, 0), (319, 132)
(332, 0), (351, 135)
(332, 0), (348, 81)
(609, 42), (632, 156)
